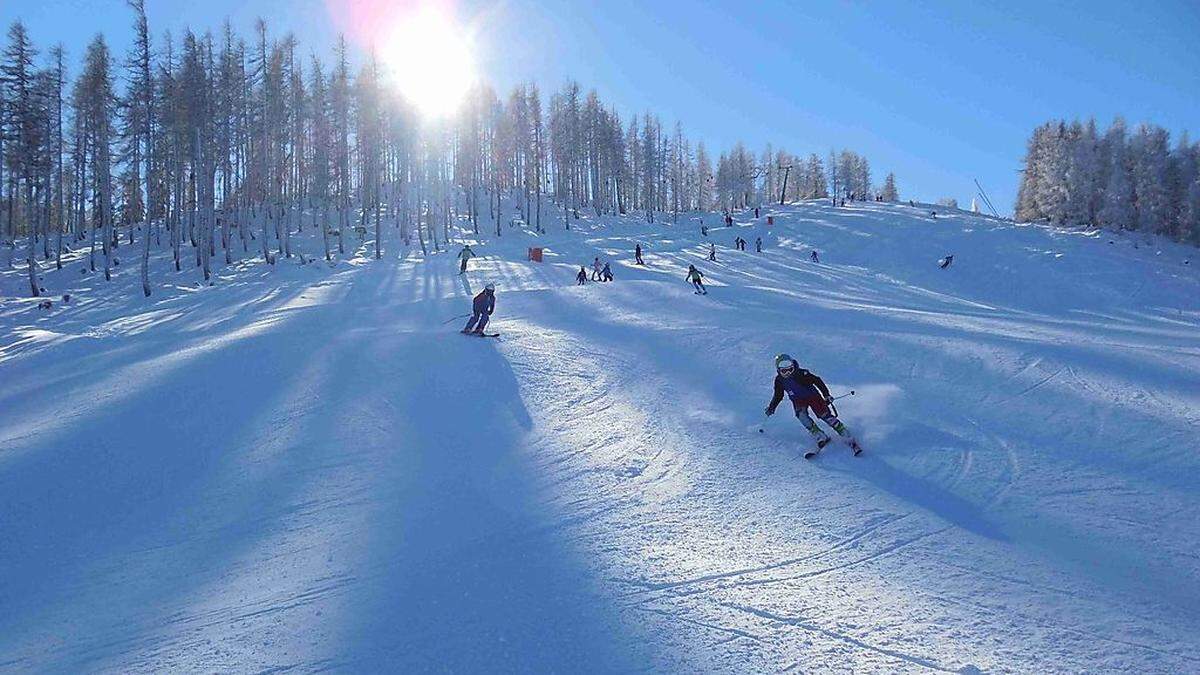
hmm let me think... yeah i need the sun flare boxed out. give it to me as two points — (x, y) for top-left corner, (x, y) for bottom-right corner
(381, 6), (475, 118)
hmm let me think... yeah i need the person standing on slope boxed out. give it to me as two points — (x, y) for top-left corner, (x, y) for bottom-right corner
(756, 236), (763, 253)
(462, 283), (496, 334)
(764, 354), (859, 452)
(576, 266), (588, 285)
(708, 243), (717, 261)
(600, 262), (614, 282)
(592, 257), (603, 281)
(635, 244), (644, 265)
(687, 264), (707, 294)
(457, 245), (476, 274)
(810, 250), (820, 263)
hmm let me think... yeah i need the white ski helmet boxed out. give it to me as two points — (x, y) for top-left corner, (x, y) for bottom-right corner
(485, 283), (495, 291)
(775, 353), (797, 375)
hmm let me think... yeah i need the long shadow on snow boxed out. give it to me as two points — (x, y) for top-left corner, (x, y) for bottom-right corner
(820, 454), (1007, 541)
(0, 262), (408, 669)
(334, 301), (652, 671)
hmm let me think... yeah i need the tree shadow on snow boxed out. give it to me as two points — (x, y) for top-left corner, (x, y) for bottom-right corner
(329, 309), (646, 671)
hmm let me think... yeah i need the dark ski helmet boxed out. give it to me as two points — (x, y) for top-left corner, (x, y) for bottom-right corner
(775, 353), (797, 375)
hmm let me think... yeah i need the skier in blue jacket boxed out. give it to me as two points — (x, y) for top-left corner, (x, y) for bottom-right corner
(462, 284), (496, 334)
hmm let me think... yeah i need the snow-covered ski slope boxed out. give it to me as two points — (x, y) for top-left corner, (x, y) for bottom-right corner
(1, 200), (1198, 672)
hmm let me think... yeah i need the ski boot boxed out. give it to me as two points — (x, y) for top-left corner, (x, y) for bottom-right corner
(804, 434), (832, 460)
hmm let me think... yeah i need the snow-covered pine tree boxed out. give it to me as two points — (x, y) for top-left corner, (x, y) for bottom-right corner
(1130, 123), (1171, 235)
(1097, 120), (1134, 231)
(2, 21), (41, 295)
(1036, 122), (1071, 225)
(331, 35), (350, 254)
(806, 154), (827, 200)
(1015, 124), (1047, 222)
(49, 45), (65, 272)
(125, 0), (154, 295)
(695, 141), (711, 211)
(1063, 119), (1099, 228)
(827, 150), (839, 204)
(78, 35), (116, 282)
(880, 172), (898, 201)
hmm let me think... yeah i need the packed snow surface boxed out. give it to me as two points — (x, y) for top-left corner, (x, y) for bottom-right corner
(1, 201), (1198, 672)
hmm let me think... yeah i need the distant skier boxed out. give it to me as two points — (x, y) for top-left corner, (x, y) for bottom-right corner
(457, 245), (476, 274)
(702, 225), (708, 237)
(635, 243), (645, 265)
(755, 207), (760, 218)
(708, 243), (717, 261)
(755, 237), (763, 253)
(576, 266), (588, 285)
(764, 354), (859, 453)
(600, 262), (614, 282)
(592, 257), (603, 281)
(462, 283), (496, 334)
(939, 254), (954, 269)
(810, 250), (819, 263)
(687, 264), (707, 294)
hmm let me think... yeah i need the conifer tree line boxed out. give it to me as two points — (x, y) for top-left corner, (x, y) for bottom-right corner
(1016, 118), (1200, 243)
(0, 11), (896, 298)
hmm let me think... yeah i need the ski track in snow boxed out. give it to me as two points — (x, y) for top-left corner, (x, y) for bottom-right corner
(1, 200), (1199, 672)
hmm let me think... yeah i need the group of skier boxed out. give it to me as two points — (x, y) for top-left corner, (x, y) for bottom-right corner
(731, 236), (763, 253)
(577, 257), (615, 284)
(455, 225), (862, 457)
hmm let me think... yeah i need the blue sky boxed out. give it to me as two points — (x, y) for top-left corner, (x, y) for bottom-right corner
(3, 0), (1198, 213)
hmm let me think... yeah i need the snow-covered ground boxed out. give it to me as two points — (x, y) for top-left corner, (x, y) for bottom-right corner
(1, 200), (1198, 672)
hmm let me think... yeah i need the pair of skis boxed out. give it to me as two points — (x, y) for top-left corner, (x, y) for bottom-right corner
(804, 437), (863, 460)
(461, 330), (500, 338)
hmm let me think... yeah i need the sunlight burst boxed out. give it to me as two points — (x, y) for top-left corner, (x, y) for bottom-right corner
(381, 6), (475, 118)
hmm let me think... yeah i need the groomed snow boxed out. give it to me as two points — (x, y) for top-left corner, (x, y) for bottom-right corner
(1, 200), (1198, 672)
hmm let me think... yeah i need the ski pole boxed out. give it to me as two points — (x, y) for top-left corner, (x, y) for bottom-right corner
(827, 390), (854, 418)
(441, 313), (470, 325)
